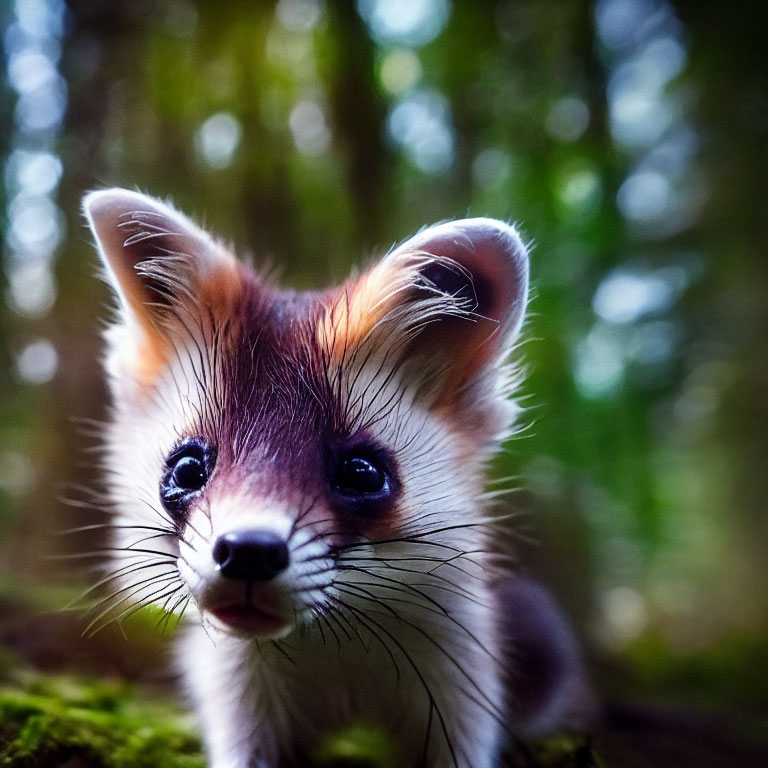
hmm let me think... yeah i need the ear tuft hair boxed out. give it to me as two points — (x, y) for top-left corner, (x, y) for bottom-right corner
(83, 188), (242, 325)
(418, 260), (482, 311)
(83, 188), (243, 390)
(319, 218), (530, 435)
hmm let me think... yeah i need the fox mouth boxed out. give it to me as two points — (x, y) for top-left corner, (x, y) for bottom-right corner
(206, 602), (291, 638)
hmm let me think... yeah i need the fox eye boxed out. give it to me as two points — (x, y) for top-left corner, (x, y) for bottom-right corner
(161, 439), (214, 518)
(329, 443), (398, 519)
(335, 455), (386, 495)
(172, 455), (207, 490)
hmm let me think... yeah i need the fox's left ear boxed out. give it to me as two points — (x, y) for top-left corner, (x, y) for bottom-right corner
(324, 218), (529, 435)
(389, 217), (529, 357)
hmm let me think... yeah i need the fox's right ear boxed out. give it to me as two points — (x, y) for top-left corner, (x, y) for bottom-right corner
(83, 188), (241, 334)
(83, 188), (243, 391)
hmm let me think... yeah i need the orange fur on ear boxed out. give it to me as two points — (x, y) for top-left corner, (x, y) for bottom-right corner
(319, 218), (529, 412)
(84, 189), (243, 387)
(319, 256), (424, 363)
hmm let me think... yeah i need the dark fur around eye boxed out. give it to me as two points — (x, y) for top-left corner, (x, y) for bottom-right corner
(160, 438), (216, 521)
(328, 442), (399, 517)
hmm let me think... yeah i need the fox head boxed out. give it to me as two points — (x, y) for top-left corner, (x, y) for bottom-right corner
(83, 188), (529, 639)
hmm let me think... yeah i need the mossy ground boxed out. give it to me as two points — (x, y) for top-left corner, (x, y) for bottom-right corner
(0, 660), (597, 768)
(0, 585), (597, 768)
(4, 586), (763, 768)
(5, 657), (766, 768)
(0, 667), (203, 768)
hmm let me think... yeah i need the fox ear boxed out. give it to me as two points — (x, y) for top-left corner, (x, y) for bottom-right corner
(83, 189), (243, 390)
(83, 188), (240, 332)
(389, 217), (528, 362)
(324, 218), (529, 431)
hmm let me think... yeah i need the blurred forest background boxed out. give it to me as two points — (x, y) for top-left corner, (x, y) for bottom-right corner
(1, 0), (767, 764)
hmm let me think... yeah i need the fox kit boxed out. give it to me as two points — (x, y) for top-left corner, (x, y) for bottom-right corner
(83, 189), (587, 768)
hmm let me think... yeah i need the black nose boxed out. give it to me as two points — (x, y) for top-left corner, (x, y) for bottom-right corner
(212, 530), (290, 581)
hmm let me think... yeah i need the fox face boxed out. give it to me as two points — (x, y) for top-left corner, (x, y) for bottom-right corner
(83, 188), (541, 767)
(84, 189), (528, 642)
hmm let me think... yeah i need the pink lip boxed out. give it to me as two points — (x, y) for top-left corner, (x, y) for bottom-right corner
(208, 604), (289, 637)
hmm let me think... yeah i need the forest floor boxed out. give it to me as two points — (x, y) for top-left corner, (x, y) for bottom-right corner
(1, 583), (766, 768)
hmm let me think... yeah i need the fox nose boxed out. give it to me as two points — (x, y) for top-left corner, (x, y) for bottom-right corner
(212, 530), (290, 581)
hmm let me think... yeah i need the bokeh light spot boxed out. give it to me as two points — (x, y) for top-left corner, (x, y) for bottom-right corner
(15, 338), (58, 385)
(357, 0), (450, 47)
(289, 100), (331, 155)
(387, 89), (454, 173)
(195, 112), (242, 170)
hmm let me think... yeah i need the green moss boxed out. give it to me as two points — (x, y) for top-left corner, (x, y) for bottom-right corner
(313, 722), (397, 767)
(0, 670), (203, 768)
(0, 659), (598, 768)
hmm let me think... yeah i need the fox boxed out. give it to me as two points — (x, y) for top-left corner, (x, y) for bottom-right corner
(82, 188), (589, 768)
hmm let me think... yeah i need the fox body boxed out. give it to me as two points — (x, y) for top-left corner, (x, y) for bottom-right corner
(83, 190), (585, 768)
